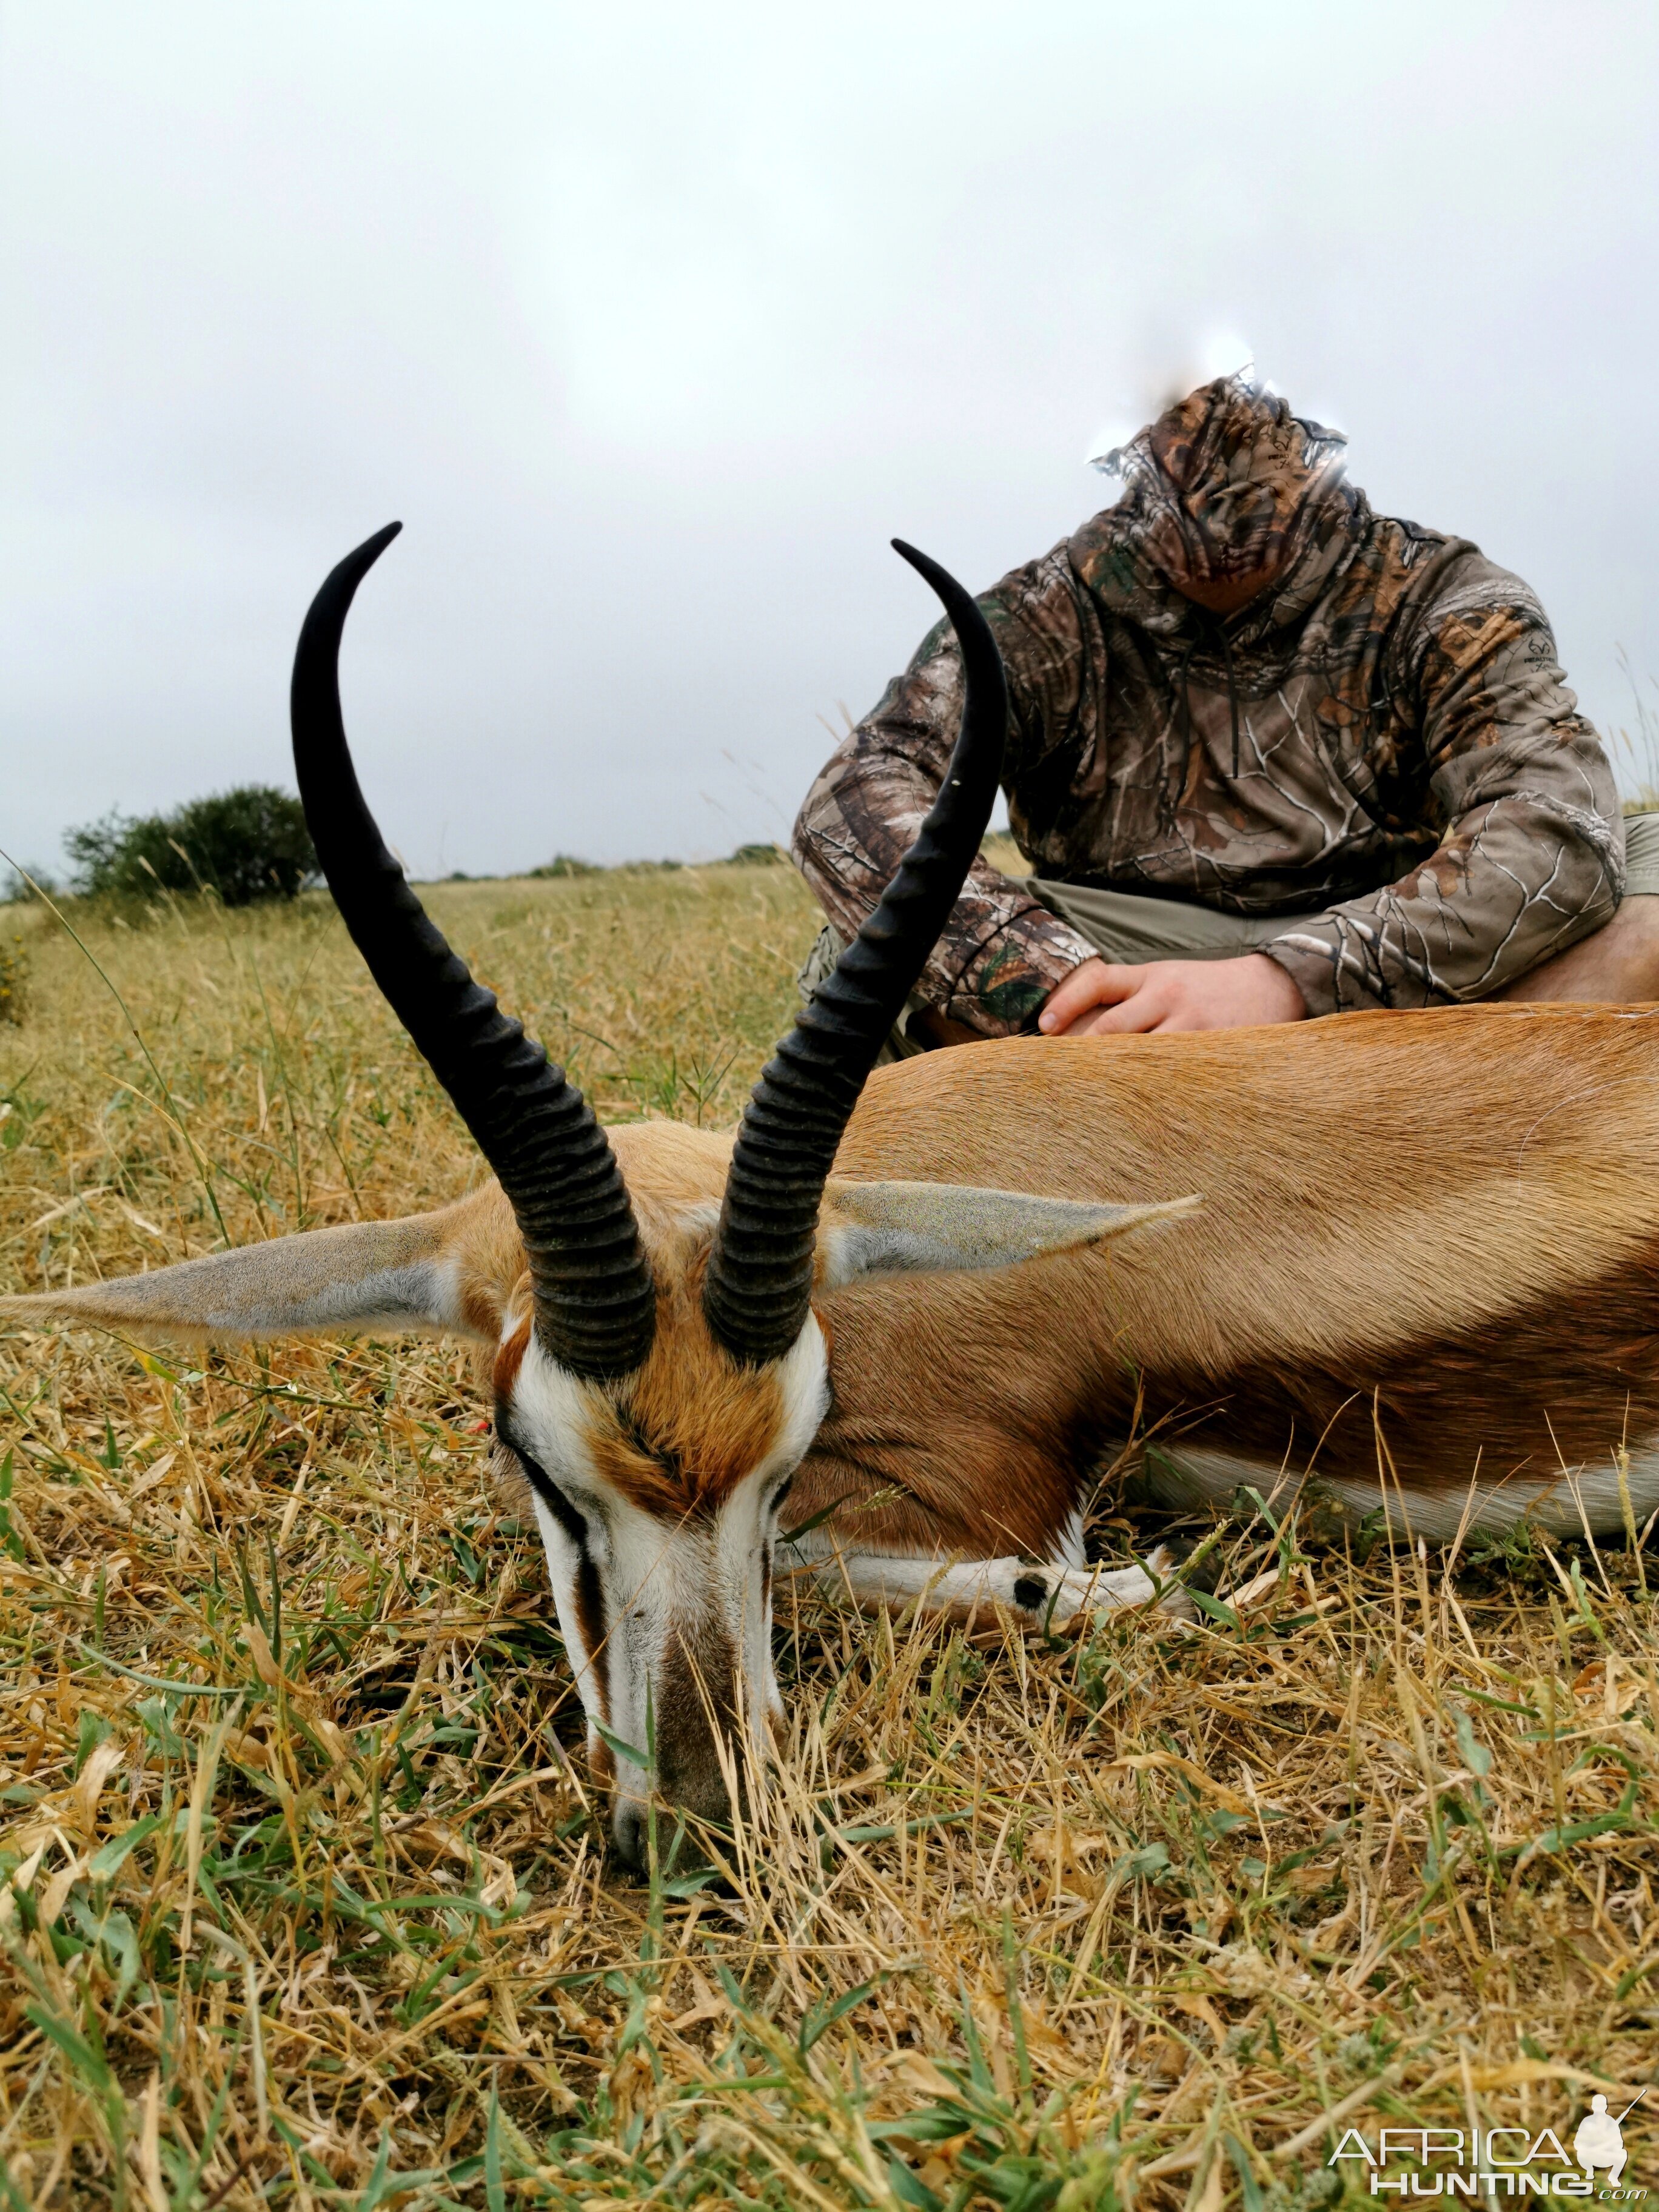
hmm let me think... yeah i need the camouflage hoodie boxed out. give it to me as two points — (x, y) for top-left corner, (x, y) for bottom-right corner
(791, 376), (1622, 1028)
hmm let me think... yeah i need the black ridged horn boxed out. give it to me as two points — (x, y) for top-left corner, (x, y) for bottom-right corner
(290, 525), (655, 1379)
(702, 540), (1008, 1366)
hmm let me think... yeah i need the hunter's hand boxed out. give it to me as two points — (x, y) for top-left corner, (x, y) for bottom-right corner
(1038, 953), (1307, 1037)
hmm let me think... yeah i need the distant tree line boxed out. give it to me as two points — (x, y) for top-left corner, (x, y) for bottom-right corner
(39, 788), (788, 908)
(520, 842), (785, 880)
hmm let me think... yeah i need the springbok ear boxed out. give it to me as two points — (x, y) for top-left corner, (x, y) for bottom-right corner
(817, 1179), (1199, 1290)
(0, 1206), (500, 1346)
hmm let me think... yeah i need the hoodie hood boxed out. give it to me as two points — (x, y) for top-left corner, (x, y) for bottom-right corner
(1077, 374), (1368, 642)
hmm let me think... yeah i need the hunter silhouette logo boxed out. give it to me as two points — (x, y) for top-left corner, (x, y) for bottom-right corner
(1576, 2097), (1644, 2191)
(1330, 2092), (1647, 2198)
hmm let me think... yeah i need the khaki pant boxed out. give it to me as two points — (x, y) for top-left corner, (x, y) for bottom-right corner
(798, 813), (1659, 1058)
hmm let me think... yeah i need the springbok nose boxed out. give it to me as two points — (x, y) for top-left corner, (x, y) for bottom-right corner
(612, 1800), (650, 1871)
(611, 1786), (732, 1872)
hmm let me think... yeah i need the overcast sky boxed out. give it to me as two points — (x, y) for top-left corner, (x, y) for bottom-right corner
(5, 2), (1659, 877)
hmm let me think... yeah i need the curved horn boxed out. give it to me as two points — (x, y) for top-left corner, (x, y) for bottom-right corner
(290, 525), (655, 1379)
(702, 540), (1008, 1366)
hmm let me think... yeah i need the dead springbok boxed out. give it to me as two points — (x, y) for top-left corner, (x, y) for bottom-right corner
(6, 526), (1658, 1865)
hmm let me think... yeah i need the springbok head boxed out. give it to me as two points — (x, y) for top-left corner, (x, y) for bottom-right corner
(4, 527), (1173, 1865)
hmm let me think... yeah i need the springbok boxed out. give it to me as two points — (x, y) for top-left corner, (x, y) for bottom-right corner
(7, 526), (1658, 1864)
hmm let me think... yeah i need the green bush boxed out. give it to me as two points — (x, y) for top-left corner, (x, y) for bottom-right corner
(526, 854), (600, 879)
(65, 786), (317, 906)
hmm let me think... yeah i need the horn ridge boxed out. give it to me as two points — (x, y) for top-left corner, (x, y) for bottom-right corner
(290, 525), (655, 1379)
(703, 538), (1008, 1366)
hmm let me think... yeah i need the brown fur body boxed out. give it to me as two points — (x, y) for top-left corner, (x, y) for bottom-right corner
(452, 1002), (1659, 1554)
(16, 1002), (1658, 1552)
(797, 1004), (1659, 1546)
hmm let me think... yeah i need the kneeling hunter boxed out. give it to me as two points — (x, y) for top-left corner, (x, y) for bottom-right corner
(794, 373), (1659, 1048)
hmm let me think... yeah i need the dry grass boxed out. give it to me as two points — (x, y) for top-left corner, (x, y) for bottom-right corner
(1, 866), (1656, 2210)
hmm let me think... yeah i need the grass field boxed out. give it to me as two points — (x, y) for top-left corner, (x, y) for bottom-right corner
(0, 863), (1656, 2210)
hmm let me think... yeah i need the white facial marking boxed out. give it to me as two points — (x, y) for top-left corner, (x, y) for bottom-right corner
(501, 1315), (830, 1840)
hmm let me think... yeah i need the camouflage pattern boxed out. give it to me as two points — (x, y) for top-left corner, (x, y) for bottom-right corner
(793, 376), (1623, 1029)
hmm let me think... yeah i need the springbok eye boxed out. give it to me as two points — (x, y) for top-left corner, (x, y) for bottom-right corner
(497, 1423), (589, 1548)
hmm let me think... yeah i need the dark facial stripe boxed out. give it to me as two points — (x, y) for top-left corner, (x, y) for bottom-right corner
(574, 1556), (611, 1723)
(497, 1413), (588, 1544)
(497, 1413), (611, 1719)
(615, 1401), (687, 1492)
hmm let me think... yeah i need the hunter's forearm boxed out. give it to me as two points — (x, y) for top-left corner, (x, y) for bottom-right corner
(791, 648), (1094, 1034)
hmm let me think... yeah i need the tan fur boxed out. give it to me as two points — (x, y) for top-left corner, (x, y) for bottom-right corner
(451, 1192), (532, 1341)
(606, 1119), (732, 1211)
(791, 1004), (1659, 1547)
(14, 1003), (1659, 1550)
(508, 1006), (1659, 1547)
(585, 1234), (785, 1516)
(492, 1311), (532, 1398)
(833, 1008), (1659, 1369)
